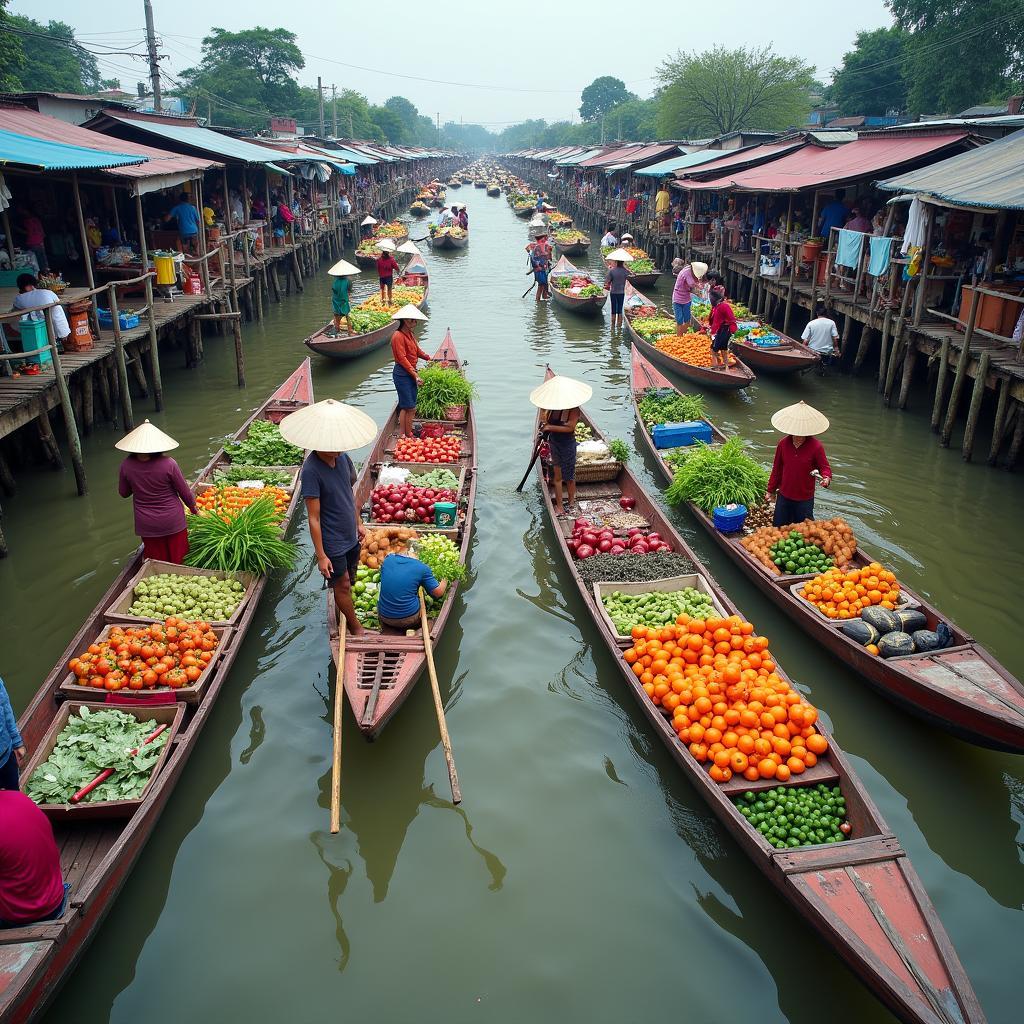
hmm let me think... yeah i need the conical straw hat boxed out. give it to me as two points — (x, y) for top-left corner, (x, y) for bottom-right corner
(391, 304), (428, 322)
(375, 238), (397, 251)
(771, 401), (830, 436)
(605, 247), (635, 262)
(278, 399), (377, 452)
(691, 261), (708, 279)
(361, 215), (378, 226)
(529, 375), (592, 411)
(327, 259), (360, 276)
(396, 240), (421, 255)
(115, 419), (179, 454)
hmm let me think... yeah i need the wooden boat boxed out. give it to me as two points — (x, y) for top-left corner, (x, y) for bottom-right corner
(730, 333), (821, 374)
(486, 184), (500, 196)
(430, 226), (468, 250)
(328, 330), (476, 738)
(304, 266), (429, 361)
(428, 195), (446, 208)
(630, 346), (1024, 754)
(474, 179), (487, 188)
(627, 269), (661, 288)
(447, 179), (462, 188)
(625, 282), (755, 391)
(410, 202), (430, 217)
(513, 205), (535, 219)
(552, 235), (590, 257)
(0, 362), (315, 1024)
(532, 365), (985, 1024)
(549, 255), (607, 315)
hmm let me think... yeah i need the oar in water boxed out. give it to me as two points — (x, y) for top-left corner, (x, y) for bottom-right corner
(515, 430), (545, 492)
(330, 616), (347, 834)
(70, 723), (169, 803)
(419, 588), (461, 804)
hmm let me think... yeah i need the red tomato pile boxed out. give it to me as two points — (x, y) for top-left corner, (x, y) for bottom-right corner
(67, 618), (219, 691)
(395, 434), (462, 463)
(371, 484), (457, 524)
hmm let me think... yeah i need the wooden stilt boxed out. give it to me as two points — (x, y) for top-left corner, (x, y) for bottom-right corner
(783, 241), (797, 336)
(37, 412), (63, 468)
(941, 288), (979, 446)
(961, 350), (990, 461)
(853, 325), (873, 371)
(81, 366), (94, 434)
(108, 290), (135, 432)
(44, 317), (87, 494)
(897, 342), (917, 410)
(127, 343), (148, 396)
(97, 356), (112, 420)
(232, 314), (245, 388)
(988, 376), (1011, 464)
(930, 337), (950, 431)
(839, 314), (854, 357)
(1006, 405), (1024, 469)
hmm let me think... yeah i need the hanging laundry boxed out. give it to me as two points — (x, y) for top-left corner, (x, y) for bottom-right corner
(901, 197), (926, 255)
(836, 228), (865, 269)
(868, 236), (894, 277)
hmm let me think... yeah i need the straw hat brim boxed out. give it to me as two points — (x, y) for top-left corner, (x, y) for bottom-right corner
(375, 238), (397, 251)
(361, 215), (378, 226)
(621, 233), (634, 241)
(691, 261), (709, 279)
(605, 247), (635, 262)
(529, 375), (593, 411)
(771, 401), (830, 436)
(327, 259), (360, 276)
(391, 304), (428, 322)
(396, 241), (421, 254)
(278, 399), (378, 452)
(115, 419), (179, 454)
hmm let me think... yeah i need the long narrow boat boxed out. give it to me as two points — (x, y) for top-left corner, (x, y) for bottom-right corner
(303, 263), (430, 361)
(486, 184), (500, 196)
(630, 346), (1024, 753)
(513, 204), (535, 219)
(549, 255), (607, 316)
(0, 361), (315, 1024)
(430, 225), (469, 250)
(625, 282), (755, 391)
(551, 231), (590, 257)
(327, 330), (477, 738)
(533, 365), (984, 1024)
(730, 333), (821, 374)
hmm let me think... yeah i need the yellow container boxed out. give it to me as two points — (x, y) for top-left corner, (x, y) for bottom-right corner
(154, 254), (176, 286)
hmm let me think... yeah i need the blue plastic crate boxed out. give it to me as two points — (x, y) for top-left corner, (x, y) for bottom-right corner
(712, 504), (748, 532)
(97, 308), (140, 330)
(652, 420), (713, 450)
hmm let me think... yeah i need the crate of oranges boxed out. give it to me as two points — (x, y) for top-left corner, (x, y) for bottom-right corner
(794, 562), (906, 621)
(622, 613), (828, 784)
(194, 484), (290, 524)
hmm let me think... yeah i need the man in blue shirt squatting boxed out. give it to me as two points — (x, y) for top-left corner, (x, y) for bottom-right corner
(164, 193), (202, 256)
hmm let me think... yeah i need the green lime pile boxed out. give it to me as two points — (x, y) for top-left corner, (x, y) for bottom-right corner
(128, 573), (245, 620)
(770, 531), (833, 574)
(735, 784), (849, 849)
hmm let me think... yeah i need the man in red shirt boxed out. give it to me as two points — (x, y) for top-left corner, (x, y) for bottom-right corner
(766, 401), (832, 527)
(376, 249), (400, 306)
(708, 285), (737, 369)
(0, 790), (68, 928)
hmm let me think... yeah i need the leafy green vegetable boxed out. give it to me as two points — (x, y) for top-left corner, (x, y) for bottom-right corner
(25, 706), (169, 805)
(628, 259), (656, 274)
(348, 308), (392, 333)
(415, 366), (476, 420)
(607, 438), (630, 463)
(186, 498), (298, 574)
(213, 464), (294, 487)
(416, 534), (466, 583)
(225, 419), (303, 467)
(577, 284), (603, 298)
(632, 316), (678, 339)
(664, 436), (767, 513)
(637, 387), (706, 428)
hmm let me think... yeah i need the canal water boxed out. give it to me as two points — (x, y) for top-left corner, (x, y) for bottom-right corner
(1, 186), (1021, 1023)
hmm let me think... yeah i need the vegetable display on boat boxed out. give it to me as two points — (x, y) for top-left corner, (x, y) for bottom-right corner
(370, 482), (458, 524)
(225, 419), (303, 467)
(126, 573), (245, 620)
(394, 433), (462, 463)
(186, 498), (298, 574)
(664, 437), (768, 513)
(741, 520), (858, 575)
(212, 464), (294, 487)
(415, 365), (477, 420)
(736, 785), (850, 848)
(195, 484), (290, 523)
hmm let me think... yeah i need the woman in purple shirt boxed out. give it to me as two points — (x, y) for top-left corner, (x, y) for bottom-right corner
(671, 259), (708, 335)
(116, 420), (197, 564)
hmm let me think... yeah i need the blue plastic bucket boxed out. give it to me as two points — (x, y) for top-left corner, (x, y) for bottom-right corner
(433, 501), (457, 529)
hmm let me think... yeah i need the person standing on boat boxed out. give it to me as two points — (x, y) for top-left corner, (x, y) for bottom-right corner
(766, 402), (832, 527)
(390, 305), (431, 438)
(600, 226), (619, 247)
(280, 399), (378, 639)
(327, 259), (359, 337)
(604, 247), (634, 331)
(375, 242), (400, 306)
(671, 259), (708, 335)
(526, 232), (552, 303)
(529, 374), (593, 515)
(438, 205), (457, 227)
(708, 285), (737, 370)
(377, 543), (448, 631)
(0, 790), (69, 928)
(116, 421), (197, 564)
(0, 676), (26, 790)
(457, 206), (469, 231)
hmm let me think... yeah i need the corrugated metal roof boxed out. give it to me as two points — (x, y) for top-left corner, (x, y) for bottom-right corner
(635, 148), (727, 177)
(680, 132), (972, 193)
(887, 114), (1024, 131)
(0, 127), (146, 171)
(672, 141), (807, 184)
(578, 142), (677, 168)
(556, 147), (606, 166)
(877, 128), (1024, 210)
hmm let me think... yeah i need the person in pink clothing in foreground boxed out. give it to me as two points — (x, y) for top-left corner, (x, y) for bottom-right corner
(0, 790), (68, 928)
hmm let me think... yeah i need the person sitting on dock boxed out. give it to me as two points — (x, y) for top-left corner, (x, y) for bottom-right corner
(766, 402), (832, 527)
(0, 790), (69, 929)
(377, 543), (447, 631)
(116, 420), (198, 565)
(9, 274), (71, 375)
(0, 675), (26, 790)
(163, 193), (201, 256)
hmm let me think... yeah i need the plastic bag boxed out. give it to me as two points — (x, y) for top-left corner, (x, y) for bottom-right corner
(378, 465), (410, 486)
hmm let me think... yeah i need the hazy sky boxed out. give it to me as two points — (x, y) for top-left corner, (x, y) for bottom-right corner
(14, 0), (894, 126)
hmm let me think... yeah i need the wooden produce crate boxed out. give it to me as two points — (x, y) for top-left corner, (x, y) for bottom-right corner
(58, 622), (232, 705)
(103, 559), (257, 628)
(376, 462), (467, 495)
(20, 701), (184, 820)
(196, 457), (301, 492)
(592, 574), (727, 641)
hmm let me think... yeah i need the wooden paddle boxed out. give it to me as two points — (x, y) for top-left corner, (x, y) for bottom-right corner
(419, 588), (461, 804)
(516, 430), (545, 492)
(329, 615), (346, 834)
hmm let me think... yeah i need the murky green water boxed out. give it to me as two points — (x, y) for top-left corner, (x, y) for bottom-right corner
(1, 189), (1021, 1024)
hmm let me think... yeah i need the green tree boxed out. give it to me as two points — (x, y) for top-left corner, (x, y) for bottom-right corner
(829, 27), (910, 116)
(333, 89), (380, 140)
(370, 104), (406, 143)
(580, 76), (633, 121)
(8, 16), (101, 93)
(887, 0), (1024, 114)
(656, 46), (814, 137)
(604, 97), (659, 140)
(0, 0), (25, 91)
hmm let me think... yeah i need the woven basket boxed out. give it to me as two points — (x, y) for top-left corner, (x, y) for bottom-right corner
(575, 459), (621, 483)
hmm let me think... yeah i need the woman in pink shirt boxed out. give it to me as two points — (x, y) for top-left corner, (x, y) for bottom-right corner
(671, 259), (708, 335)
(116, 420), (197, 564)
(0, 791), (67, 928)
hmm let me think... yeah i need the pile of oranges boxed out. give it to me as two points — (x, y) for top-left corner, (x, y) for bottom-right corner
(195, 485), (290, 523)
(654, 333), (737, 369)
(798, 563), (901, 620)
(623, 614), (828, 784)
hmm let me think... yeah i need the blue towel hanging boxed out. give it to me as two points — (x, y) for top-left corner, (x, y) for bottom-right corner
(836, 229), (865, 269)
(868, 236), (893, 277)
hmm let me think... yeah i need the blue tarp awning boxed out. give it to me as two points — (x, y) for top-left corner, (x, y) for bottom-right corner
(0, 128), (147, 171)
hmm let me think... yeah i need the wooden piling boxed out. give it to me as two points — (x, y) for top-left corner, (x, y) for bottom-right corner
(1007, 405), (1024, 469)
(44, 318), (87, 494)
(930, 337), (950, 431)
(853, 324), (873, 371)
(143, 275), (163, 411)
(940, 286), (979, 447)
(108, 290), (135, 432)
(0, 450), (16, 495)
(988, 377), (1011, 464)
(961, 350), (990, 462)
(897, 342), (917, 409)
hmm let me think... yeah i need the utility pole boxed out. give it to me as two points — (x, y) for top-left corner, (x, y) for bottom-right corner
(348, 109), (354, 139)
(143, 0), (161, 112)
(317, 76), (325, 137)
(331, 85), (338, 138)
(436, 111), (440, 145)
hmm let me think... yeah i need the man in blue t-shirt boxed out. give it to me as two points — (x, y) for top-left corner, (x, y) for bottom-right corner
(377, 549), (447, 630)
(817, 188), (850, 245)
(164, 193), (202, 255)
(301, 450), (364, 635)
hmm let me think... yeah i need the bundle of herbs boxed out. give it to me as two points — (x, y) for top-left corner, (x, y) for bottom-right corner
(664, 436), (767, 513)
(637, 388), (705, 428)
(186, 497), (298, 574)
(415, 366), (476, 419)
(225, 419), (303, 467)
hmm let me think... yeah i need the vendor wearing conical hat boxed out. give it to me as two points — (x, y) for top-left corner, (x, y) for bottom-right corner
(327, 259), (359, 337)
(529, 375), (593, 514)
(671, 259), (708, 336)
(115, 420), (197, 564)
(391, 305), (431, 438)
(281, 399), (377, 637)
(766, 402), (832, 528)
